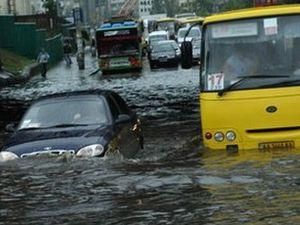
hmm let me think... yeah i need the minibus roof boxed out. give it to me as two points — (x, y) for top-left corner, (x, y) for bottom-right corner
(182, 16), (204, 23)
(156, 17), (176, 22)
(204, 4), (300, 25)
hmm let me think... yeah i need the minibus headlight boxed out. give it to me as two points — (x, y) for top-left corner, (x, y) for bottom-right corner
(214, 132), (224, 142)
(226, 131), (236, 141)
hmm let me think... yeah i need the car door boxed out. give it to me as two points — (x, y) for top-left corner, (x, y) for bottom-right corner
(107, 93), (140, 158)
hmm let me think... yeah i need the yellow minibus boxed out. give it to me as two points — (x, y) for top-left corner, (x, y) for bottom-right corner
(182, 4), (300, 151)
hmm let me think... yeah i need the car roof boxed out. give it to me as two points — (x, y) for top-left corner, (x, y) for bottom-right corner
(155, 40), (176, 46)
(204, 4), (300, 25)
(158, 40), (177, 44)
(149, 31), (168, 36)
(35, 89), (117, 102)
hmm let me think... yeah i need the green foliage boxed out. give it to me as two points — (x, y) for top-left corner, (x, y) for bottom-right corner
(192, 0), (253, 15)
(43, 0), (57, 17)
(191, 0), (215, 16)
(0, 49), (34, 74)
(164, 0), (180, 17)
(152, 0), (166, 14)
(220, 0), (252, 12)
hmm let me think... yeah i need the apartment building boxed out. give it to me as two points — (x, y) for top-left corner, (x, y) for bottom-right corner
(139, 0), (153, 17)
(0, 0), (44, 15)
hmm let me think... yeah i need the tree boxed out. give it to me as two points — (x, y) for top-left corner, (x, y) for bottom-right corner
(152, 0), (166, 14)
(164, 0), (180, 17)
(192, 0), (215, 16)
(42, 0), (58, 17)
(220, 0), (252, 12)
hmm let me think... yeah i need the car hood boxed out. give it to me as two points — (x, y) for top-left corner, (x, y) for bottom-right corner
(2, 124), (112, 156)
(152, 50), (176, 57)
(178, 37), (193, 44)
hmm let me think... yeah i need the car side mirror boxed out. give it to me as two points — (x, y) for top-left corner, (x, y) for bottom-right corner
(5, 123), (17, 133)
(115, 114), (131, 125)
(181, 41), (193, 69)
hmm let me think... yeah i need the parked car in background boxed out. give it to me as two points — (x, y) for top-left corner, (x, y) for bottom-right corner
(149, 40), (179, 69)
(176, 27), (201, 48)
(166, 40), (181, 56)
(0, 90), (143, 162)
(147, 30), (169, 53)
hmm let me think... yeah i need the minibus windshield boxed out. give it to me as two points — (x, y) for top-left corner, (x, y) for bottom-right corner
(202, 15), (300, 92)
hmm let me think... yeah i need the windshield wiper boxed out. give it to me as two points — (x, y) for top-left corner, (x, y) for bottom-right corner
(18, 127), (46, 131)
(18, 123), (89, 131)
(218, 75), (290, 97)
(256, 79), (300, 89)
(46, 124), (89, 128)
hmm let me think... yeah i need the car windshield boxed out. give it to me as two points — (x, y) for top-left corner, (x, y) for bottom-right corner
(202, 15), (300, 91)
(152, 43), (174, 53)
(178, 28), (201, 39)
(149, 35), (167, 45)
(19, 97), (108, 129)
(157, 22), (175, 33)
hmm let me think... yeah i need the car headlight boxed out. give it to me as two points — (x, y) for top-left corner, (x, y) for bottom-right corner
(0, 151), (19, 162)
(76, 144), (104, 157)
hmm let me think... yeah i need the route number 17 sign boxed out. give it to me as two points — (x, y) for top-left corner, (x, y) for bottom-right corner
(207, 73), (224, 90)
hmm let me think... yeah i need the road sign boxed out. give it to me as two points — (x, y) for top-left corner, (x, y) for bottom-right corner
(73, 7), (83, 24)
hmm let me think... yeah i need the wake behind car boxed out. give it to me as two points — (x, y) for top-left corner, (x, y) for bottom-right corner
(149, 40), (180, 69)
(0, 90), (143, 162)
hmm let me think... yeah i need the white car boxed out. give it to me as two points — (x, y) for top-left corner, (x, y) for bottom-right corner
(176, 27), (201, 48)
(148, 31), (169, 48)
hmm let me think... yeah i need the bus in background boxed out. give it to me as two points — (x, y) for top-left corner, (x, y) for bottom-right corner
(175, 12), (196, 19)
(96, 20), (143, 74)
(180, 16), (204, 28)
(155, 17), (181, 40)
(181, 4), (300, 151)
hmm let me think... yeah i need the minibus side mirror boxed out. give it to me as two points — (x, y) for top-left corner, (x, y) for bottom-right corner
(181, 41), (193, 69)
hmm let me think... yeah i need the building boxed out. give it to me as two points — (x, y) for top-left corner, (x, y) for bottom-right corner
(138, 0), (153, 17)
(107, 0), (153, 18)
(76, 0), (104, 26)
(110, 0), (125, 17)
(0, 0), (45, 15)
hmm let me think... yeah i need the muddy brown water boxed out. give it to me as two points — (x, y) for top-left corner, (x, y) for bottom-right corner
(0, 59), (299, 225)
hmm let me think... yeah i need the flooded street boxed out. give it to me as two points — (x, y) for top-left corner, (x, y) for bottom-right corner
(0, 57), (299, 225)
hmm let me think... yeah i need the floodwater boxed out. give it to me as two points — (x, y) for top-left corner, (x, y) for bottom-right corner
(0, 57), (299, 225)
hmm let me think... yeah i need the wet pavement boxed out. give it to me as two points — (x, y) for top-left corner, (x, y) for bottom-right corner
(0, 55), (299, 225)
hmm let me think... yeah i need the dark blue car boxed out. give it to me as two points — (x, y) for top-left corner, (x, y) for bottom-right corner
(0, 90), (143, 161)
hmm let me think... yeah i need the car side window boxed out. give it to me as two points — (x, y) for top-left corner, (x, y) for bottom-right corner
(111, 93), (130, 115)
(107, 95), (119, 120)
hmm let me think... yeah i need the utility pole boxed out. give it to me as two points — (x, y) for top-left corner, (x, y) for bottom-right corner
(73, 2), (85, 69)
(7, 0), (16, 15)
